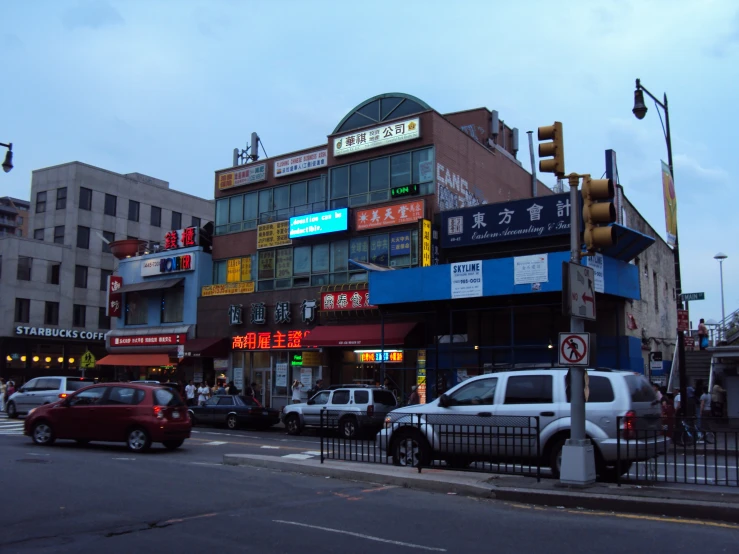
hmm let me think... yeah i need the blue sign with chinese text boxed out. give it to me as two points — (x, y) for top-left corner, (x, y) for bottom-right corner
(289, 208), (348, 239)
(441, 193), (581, 248)
(390, 231), (411, 256)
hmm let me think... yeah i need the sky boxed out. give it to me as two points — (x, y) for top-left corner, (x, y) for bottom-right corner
(1, 0), (737, 324)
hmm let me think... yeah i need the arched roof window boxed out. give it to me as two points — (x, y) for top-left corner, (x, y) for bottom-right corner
(333, 93), (432, 134)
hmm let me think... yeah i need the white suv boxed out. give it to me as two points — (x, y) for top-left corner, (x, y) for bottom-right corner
(6, 376), (95, 418)
(376, 368), (668, 479)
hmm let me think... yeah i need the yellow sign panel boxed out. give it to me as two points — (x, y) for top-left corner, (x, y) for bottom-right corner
(301, 351), (321, 366)
(240, 257), (252, 281)
(661, 161), (677, 247)
(80, 350), (96, 369)
(226, 258), (242, 283)
(421, 219), (432, 267)
(201, 282), (255, 297)
(257, 221), (292, 249)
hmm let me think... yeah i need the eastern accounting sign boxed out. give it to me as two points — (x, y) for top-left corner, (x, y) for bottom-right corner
(442, 193), (580, 248)
(15, 326), (106, 341)
(355, 200), (424, 232)
(333, 117), (420, 157)
(391, 184), (420, 199)
(257, 221), (292, 249)
(111, 333), (186, 347)
(218, 163), (267, 191)
(451, 261), (483, 299)
(289, 208), (348, 239)
(142, 253), (194, 277)
(201, 282), (255, 297)
(274, 149), (327, 177)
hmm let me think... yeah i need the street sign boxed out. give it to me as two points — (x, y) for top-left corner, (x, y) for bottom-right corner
(677, 309), (689, 332)
(681, 292), (705, 302)
(649, 351), (663, 373)
(80, 350), (96, 369)
(559, 332), (590, 366)
(564, 262), (596, 320)
(685, 336), (695, 350)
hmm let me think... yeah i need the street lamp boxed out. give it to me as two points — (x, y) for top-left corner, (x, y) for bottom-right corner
(714, 252), (728, 341)
(632, 78), (687, 406)
(0, 142), (12, 173)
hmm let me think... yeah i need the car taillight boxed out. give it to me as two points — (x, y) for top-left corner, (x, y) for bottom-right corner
(58, 393), (68, 399)
(623, 410), (636, 440)
(367, 404), (374, 416)
(153, 405), (164, 419)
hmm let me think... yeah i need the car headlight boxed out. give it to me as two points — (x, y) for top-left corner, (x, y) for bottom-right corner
(28, 408), (36, 416)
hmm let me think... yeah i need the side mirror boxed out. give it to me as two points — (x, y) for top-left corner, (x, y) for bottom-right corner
(18, 387), (25, 393)
(438, 394), (450, 408)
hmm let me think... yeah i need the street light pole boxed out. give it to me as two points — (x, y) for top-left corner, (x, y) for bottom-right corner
(715, 253), (727, 341)
(633, 78), (687, 407)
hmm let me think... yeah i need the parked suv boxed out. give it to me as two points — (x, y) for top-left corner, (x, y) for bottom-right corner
(6, 376), (95, 418)
(282, 386), (397, 438)
(376, 369), (668, 479)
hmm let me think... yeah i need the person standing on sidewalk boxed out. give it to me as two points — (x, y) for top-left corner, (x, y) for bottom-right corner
(698, 319), (709, 350)
(185, 380), (196, 406)
(291, 380), (303, 403)
(698, 387), (711, 431)
(0, 378), (6, 412)
(197, 382), (210, 406)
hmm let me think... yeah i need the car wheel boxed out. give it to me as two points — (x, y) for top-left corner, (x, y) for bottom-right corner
(548, 437), (567, 479)
(163, 439), (184, 450)
(32, 421), (56, 446)
(6, 401), (18, 419)
(391, 430), (431, 467)
(126, 427), (151, 452)
(226, 415), (238, 430)
(339, 416), (358, 439)
(188, 411), (197, 425)
(285, 414), (301, 435)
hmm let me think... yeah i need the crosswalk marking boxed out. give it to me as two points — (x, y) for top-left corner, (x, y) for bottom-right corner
(0, 415), (24, 435)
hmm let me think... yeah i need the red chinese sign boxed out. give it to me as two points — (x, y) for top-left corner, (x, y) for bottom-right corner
(232, 330), (310, 350)
(677, 309), (689, 332)
(321, 289), (376, 311)
(164, 226), (199, 250)
(111, 334), (187, 347)
(355, 200), (425, 231)
(685, 336), (695, 350)
(107, 276), (123, 318)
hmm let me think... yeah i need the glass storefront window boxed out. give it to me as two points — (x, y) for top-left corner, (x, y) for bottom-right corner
(369, 234), (389, 265)
(244, 192), (258, 229)
(330, 241), (348, 272)
(258, 250), (275, 280)
(350, 237), (368, 263)
(390, 153), (411, 187)
(312, 243), (329, 274)
(125, 292), (148, 325)
(331, 166), (348, 199)
(290, 181), (307, 207)
(293, 246), (311, 275)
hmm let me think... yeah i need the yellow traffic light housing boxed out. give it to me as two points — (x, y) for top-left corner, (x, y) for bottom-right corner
(581, 175), (616, 254)
(538, 122), (565, 178)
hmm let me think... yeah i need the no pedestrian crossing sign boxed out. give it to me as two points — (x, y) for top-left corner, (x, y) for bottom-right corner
(558, 333), (590, 366)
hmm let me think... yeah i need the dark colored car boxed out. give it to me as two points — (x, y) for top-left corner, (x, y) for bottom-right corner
(188, 395), (280, 430)
(24, 383), (191, 452)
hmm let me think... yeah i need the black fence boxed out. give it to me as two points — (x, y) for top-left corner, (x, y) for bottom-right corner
(319, 409), (541, 481)
(617, 416), (739, 487)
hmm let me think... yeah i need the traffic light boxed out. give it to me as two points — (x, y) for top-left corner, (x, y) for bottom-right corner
(537, 122), (565, 178)
(581, 175), (616, 254)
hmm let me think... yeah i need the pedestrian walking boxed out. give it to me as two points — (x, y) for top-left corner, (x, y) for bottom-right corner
(307, 379), (323, 399)
(652, 382), (662, 402)
(661, 393), (676, 440)
(197, 382), (210, 406)
(291, 380), (303, 404)
(698, 318), (709, 350)
(0, 378), (6, 412)
(185, 380), (196, 406)
(407, 385), (420, 406)
(699, 387), (712, 430)
(712, 381), (726, 418)
(227, 381), (239, 395)
(216, 382), (226, 395)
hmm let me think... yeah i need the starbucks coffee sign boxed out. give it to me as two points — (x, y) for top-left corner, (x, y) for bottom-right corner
(15, 326), (106, 341)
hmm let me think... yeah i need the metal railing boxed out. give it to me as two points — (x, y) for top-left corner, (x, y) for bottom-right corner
(617, 416), (739, 487)
(319, 409), (541, 481)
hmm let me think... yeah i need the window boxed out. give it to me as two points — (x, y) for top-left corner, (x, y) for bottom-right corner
(373, 390), (397, 406)
(311, 391), (331, 405)
(56, 187), (67, 210)
(100, 269), (112, 291)
(273, 186), (289, 217)
(128, 200), (140, 222)
(369, 234), (389, 265)
(653, 271), (658, 312)
(331, 390), (350, 405)
(66, 379), (95, 392)
(191, 216), (201, 228)
(77, 226), (90, 249)
(98, 307), (110, 330)
(217, 397), (235, 406)
(44, 301), (59, 325)
(79, 187), (92, 211)
(161, 285), (184, 323)
(565, 375), (615, 403)
(330, 240), (348, 283)
(275, 248), (292, 288)
(74, 265), (88, 288)
(448, 378), (498, 406)
(36, 378), (61, 392)
(258, 189), (273, 223)
(239, 396), (258, 406)
(54, 226), (65, 244)
(106, 387), (144, 405)
(34, 229), (44, 241)
(625, 375), (657, 403)
(125, 292), (148, 325)
(36, 191), (47, 213)
(293, 245), (311, 276)
(17, 256), (32, 281)
(504, 376), (553, 404)
(102, 231), (114, 253)
(154, 388), (184, 407)
(104, 194), (117, 216)
(171, 211), (182, 230)
(69, 387), (107, 407)
(243, 191), (258, 229)
(72, 304), (86, 327)
(150, 205), (162, 227)
(14, 298), (30, 323)
(353, 390), (369, 404)
(49, 263), (60, 285)
(17, 216), (23, 224)
(258, 250), (275, 290)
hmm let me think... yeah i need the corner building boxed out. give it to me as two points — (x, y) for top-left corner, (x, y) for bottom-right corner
(198, 93), (548, 409)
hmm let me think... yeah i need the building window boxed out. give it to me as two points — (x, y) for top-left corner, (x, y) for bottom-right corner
(191, 216), (201, 228)
(49, 263), (60, 285)
(56, 187), (67, 210)
(34, 229), (44, 241)
(171, 211), (182, 230)
(36, 191), (47, 213)
(653, 271), (659, 312)
(54, 226), (65, 244)
(74, 265), (88, 288)
(14, 298), (30, 323)
(45, 301), (60, 325)
(125, 292), (148, 325)
(102, 230), (115, 253)
(98, 307), (111, 330)
(151, 205), (161, 227)
(104, 194), (117, 216)
(17, 216), (23, 225)
(100, 269), (112, 291)
(15, 228), (22, 237)
(72, 304), (86, 327)
(17, 256), (32, 281)
(161, 285), (184, 323)
(77, 226), (90, 249)
(79, 187), (92, 211)
(128, 200), (140, 222)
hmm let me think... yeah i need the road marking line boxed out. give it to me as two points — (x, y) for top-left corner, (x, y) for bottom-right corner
(360, 485), (398, 493)
(190, 462), (222, 467)
(188, 437), (310, 451)
(302, 451), (322, 456)
(202, 441), (228, 446)
(260, 445), (280, 449)
(273, 520), (446, 551)
(570, 510), (739, 529)
(112, 457), (136, 461)
(281, 454), (313, 460)
(162, 512), (218, 525)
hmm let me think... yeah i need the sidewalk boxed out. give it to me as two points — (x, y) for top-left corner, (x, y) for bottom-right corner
(223, 453), (739, 524)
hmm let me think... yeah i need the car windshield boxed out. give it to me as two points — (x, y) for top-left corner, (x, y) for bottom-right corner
(66, 379), (95, 392)
(372, 390), (397, 406)
(154, 388), (185, 407)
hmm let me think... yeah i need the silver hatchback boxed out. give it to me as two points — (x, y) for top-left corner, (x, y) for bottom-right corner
(6, 376), (95, 418)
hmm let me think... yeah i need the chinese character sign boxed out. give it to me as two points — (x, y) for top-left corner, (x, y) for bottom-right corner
(420, 219), (432, 267)
(228, 305), (243, 326)
(333, 118), (420, 156)
(274, 149), (328, 177)
(201, 282), (255, 297)
(250, 303), (267, 325)
(226, 259), (242, 283)
(257, 221), (292, 249)
(301, 299), (317, 324)
(232, 330), (311, 350)
(390, 231), (411, 257)
(163, 227), (199, 250)
(355, 200), (425, 231)
(275, 301), (291, 324)
(441, 193), (582, 248)
(107, 275), (123, 318)
(218, 163), (267, 190)
(321, 290), (376, 311)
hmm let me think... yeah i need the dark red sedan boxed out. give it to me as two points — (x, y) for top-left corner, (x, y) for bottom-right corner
(24, 383), (191, 452)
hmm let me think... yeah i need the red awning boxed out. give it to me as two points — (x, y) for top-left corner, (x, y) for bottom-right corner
(96, 353), (172, 366)
(302, 323), (416, 347)
(184, 338), (228, 358)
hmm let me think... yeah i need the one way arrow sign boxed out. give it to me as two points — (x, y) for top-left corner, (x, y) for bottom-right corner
(564, 262), (597, 321)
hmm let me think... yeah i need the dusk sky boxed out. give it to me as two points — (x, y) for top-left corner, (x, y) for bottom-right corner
(2, 0), (737, 323)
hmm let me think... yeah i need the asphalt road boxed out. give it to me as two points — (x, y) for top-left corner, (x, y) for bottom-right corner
(2, 416), (739, 553)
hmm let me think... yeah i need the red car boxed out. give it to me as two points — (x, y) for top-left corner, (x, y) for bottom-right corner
(24, 382), (191, 452)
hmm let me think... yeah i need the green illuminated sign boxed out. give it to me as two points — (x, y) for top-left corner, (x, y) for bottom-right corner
(291, 354), (303, 366)
(390, 184), (419, 198)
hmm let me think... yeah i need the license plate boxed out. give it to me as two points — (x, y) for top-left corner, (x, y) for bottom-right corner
(172, 411), (180, 419)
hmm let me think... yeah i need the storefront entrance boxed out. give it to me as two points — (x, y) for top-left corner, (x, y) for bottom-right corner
(252, 368), (271, 407)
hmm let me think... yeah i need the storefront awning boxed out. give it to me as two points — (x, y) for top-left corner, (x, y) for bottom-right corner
(184, 338), (229, 358)
(96, 353), (172, 366)
(601, 224), (655, 262)
(117, 278), (184, 294)
(302, 322), (416, 347)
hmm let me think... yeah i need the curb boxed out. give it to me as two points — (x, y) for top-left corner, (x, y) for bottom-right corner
(223, 454), (739, 524)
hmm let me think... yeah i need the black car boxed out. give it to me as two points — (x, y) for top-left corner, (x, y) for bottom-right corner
(188, 395), (280, 430)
